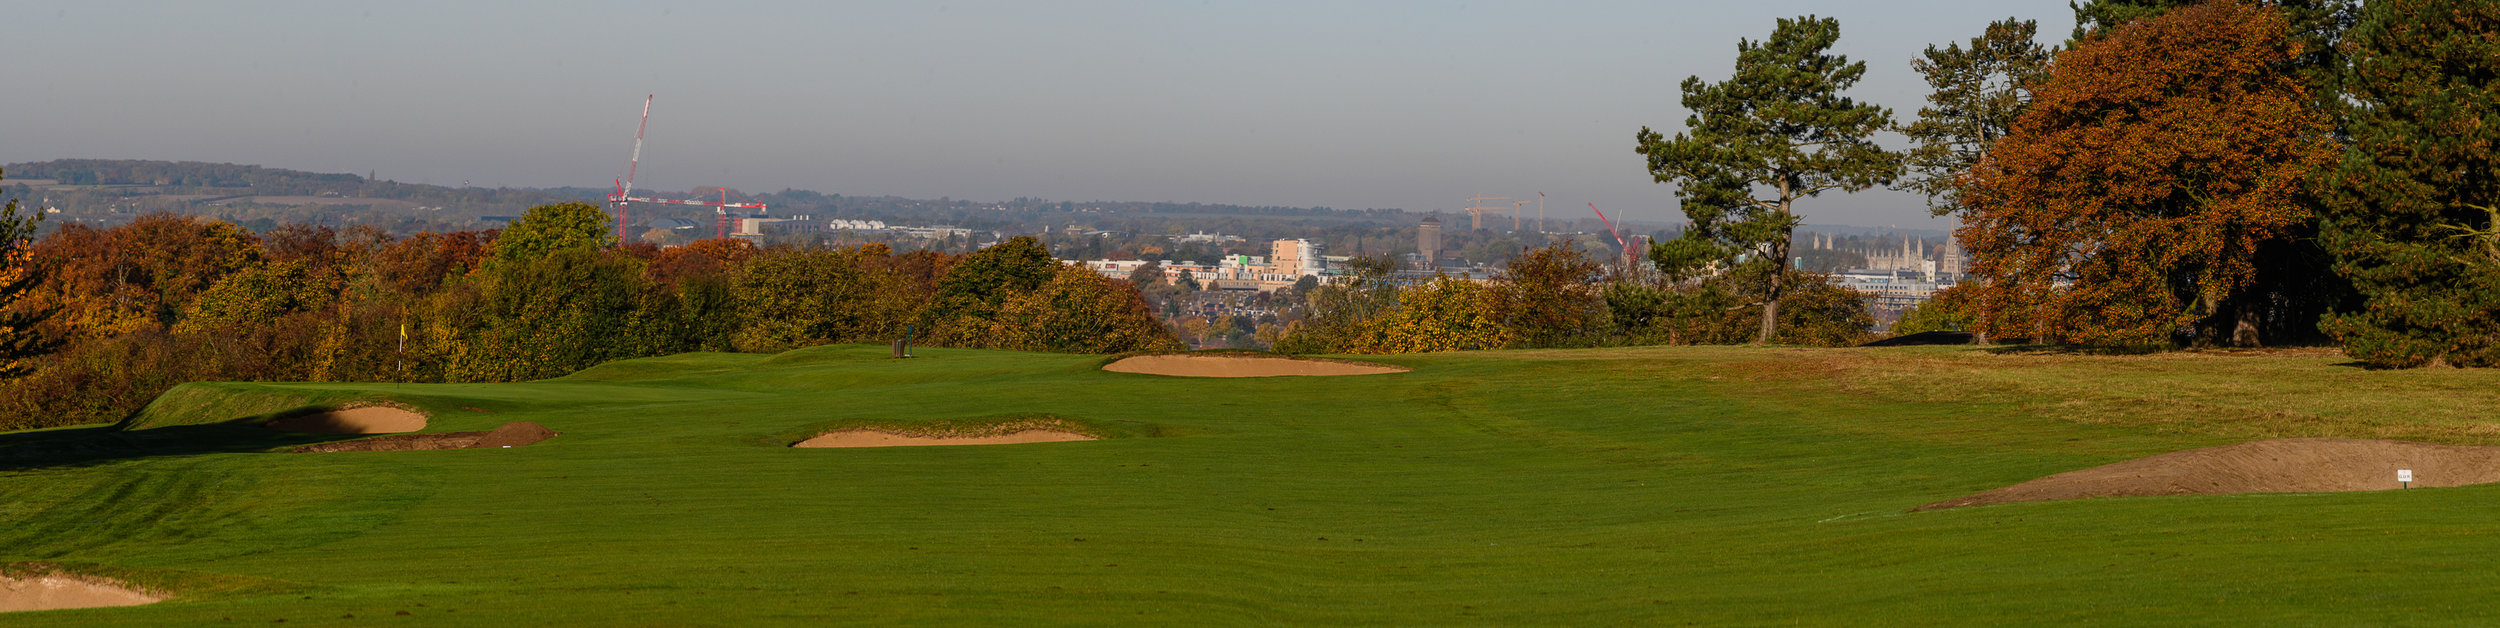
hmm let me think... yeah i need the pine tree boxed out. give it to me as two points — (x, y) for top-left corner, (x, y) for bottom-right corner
(1897, 18), (2052, 216)
(1635, 15), (1901, 344)
(2318, 0), (2500, 367)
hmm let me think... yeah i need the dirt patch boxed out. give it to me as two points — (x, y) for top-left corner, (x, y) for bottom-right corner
(0, 574), (162, 613)
(1919, 438), (2500, 510)
(794, 429), (1096, 448)
(473, 421), (557, 448)
(264, 406), (426, 434)
(294, 432), (484, 452)
(1103, 354), (1406, 378)
(292, 422), (556, 453)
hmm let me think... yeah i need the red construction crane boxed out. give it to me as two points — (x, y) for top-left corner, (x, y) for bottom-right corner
(617, 187), (770, 239)
(607, 95), (769, 242)
(1589, 202), (1632, 263)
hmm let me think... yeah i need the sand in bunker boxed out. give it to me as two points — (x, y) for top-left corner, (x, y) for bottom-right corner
(264, 406), (426, 434)
(1920, 438), (2500, 510)
(1103, 354), (1406, 378)
(794, 430), (1096, 448)
(0, 575), (161, 613)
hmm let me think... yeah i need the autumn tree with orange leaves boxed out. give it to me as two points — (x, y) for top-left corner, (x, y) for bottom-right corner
(0, 170), (58, 379)
(1957, 2), (2336, 346)
(0, 207), (1178, 429)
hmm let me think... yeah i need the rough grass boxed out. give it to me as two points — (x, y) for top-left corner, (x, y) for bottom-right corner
(1776, 346), (2500, 444)
(2, 342), (2497, 624)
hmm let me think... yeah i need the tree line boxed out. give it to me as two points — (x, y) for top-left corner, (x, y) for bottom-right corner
(0, 199), (1177, 431)
(1642, 0), (2497, 367)
(1276, 243), (1873, 354)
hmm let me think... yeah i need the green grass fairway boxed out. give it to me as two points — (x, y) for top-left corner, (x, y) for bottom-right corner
(6, 344), (2500, 624)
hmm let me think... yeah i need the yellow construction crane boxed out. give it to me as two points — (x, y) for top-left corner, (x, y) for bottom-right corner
(1512, 200), (1531, 231)
(1464, 195), (1511, 231)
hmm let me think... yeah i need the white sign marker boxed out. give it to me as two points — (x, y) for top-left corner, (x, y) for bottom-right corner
(2399, 469), (2413, 488)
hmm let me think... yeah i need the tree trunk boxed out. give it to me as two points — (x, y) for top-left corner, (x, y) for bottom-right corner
(1758, 224), (1792, 345)
(2232, 300), (2263, 347)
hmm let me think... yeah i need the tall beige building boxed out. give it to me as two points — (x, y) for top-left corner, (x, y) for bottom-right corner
(1268, 239), (1323, 279)
(1418, 216), (1443, 268)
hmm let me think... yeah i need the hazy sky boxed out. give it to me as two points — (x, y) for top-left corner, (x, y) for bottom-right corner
(3, 1), (2077, 226)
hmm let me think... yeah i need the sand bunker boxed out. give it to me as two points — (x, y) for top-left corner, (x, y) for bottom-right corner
(0, 574), (161, 613)
(1919, 438), (2500, 510)
(793, 429), (1097, 448)
(293, 421), (557, 453)
(264, 406), (427, 434)
(1103, 354), (1406, 378)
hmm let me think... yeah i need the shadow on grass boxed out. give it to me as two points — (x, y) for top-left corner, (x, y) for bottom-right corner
(1984, 343), (2355, 359)
(0, 423), (346, 472)
(2329, 360), (2414, 371)
(1858, 331), (1975, 347)
(1981, 344), (2170, 356)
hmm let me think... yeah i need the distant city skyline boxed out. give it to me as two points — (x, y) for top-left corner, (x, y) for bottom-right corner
(2, 1), (2077, 227)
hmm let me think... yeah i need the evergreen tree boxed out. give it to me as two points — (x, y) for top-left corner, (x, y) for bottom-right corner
(2066, 0), (2197, 41)
(1897, 18), (2053, 216)
(2318, 0), (2500, 367)
(1635, 15), (1901, 344)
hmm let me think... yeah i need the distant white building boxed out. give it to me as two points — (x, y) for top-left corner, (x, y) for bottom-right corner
(1174, 232), (1244, 244)
(1806, 229), (1976, 329)
(1076, 259), (1154, 279)
(1805, 232), (1972, 276)
(1834, 269), (1956, 329)
(1066, 238), (1330, 292)
(647, 217), (705, 231)
(894, 225), (973, 239)
(731, 215), (795, 238)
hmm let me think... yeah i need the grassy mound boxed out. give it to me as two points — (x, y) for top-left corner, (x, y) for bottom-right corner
(120, 383), (347, 431)
(4, 344), (2499, 623)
